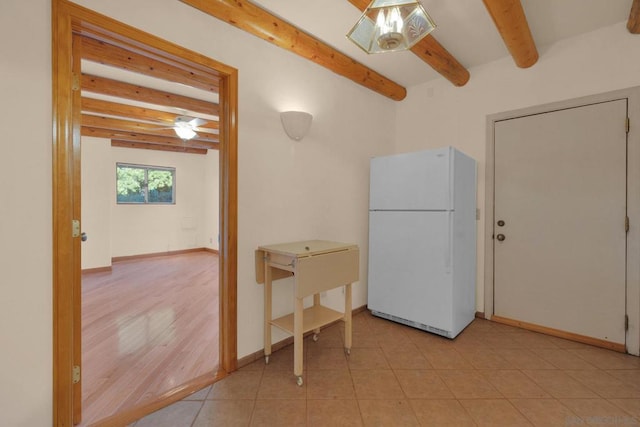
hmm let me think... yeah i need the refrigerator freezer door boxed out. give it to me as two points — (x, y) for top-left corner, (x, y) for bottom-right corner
(368, 211), (453, 332)
(370, 147), (452, 211)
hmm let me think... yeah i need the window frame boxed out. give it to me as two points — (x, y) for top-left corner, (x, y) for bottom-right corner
(116, 162), (176, 205)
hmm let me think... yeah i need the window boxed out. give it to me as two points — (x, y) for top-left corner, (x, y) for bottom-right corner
(116, 163), (175, 204)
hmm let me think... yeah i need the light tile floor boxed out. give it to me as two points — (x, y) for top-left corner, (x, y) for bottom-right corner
(130, 311), (640, 426)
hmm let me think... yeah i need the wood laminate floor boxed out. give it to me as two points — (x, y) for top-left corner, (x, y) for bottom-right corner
(80, 251), (220, 426)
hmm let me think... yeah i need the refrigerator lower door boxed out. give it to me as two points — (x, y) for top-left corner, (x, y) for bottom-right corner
(368, 210), (453, 335)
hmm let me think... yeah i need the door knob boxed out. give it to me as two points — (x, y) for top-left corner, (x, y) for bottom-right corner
(496, 234), (505, 241)
(81, 232), (88, 242)
(497, 220), (505, 227)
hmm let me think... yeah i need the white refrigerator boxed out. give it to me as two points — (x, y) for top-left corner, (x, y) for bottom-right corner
(367, 147), (477, 339)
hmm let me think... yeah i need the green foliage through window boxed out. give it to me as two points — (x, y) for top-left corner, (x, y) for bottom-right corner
(116, 163), (175, 204)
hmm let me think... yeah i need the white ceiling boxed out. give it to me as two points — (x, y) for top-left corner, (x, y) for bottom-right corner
(251, 0), (633, 88)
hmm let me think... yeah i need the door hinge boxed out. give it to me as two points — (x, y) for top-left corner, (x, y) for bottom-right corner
(625, 216), (630, 233)
(72, 73), (80, 91)
(72, 219), (81, 238)
(626, 117), (630, 134)
(625, 314), (629, 331)
(73, 365), (80, 384)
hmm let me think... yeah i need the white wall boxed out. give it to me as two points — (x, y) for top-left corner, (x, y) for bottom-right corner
(0, 1), (394, 424)
(395, 21), (640, 312)
(203, 150), (220, 251)
(81, 137), (113, 268)
(110, 145), (218, 257)
(81, 138), (220, 269)
(0, 1), (52, 425)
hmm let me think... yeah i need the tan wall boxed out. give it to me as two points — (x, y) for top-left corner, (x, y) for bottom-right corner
(0, 1), (52, 425)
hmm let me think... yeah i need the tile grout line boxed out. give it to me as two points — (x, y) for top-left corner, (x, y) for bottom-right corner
(352, 322), (370, 427)
(247, 357), (266, 426)
(188, 396), (206, 427)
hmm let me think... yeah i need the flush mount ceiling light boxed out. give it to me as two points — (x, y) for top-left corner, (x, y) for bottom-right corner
(280, 111), (313, 141)
(347, 0), (436, 54)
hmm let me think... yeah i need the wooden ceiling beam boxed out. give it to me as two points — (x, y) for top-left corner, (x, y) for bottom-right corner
(83, 126), (219, 150)
(76, 24), (226, 80)
(79, 35), (219, 93)
(82, 114), (219, 145)
(82, 74), (219, 116)
(347, 0), (470, 87)
(410, 37), (469, 87)
(179, 0), (407, 101)
(81, 97), (219, 131)
(111, 140), (208, 155)
(629, 0), (640, 34)
(482, 0), (538, 68)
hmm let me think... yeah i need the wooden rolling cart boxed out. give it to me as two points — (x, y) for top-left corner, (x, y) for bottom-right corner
(255, 240), (359, 386)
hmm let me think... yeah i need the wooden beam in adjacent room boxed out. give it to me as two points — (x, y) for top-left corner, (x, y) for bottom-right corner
(81, 74), (219, 116)
(346, 0), (470, 87)
(82, 126), (219, 150)
(179, 0), (407, 101)
(629, 0), (640, 34)
(74, 27), (227, 81)
(80, 35), (219, 93)
(81, 98), (219, 131)
(482, 0), (538, 68)
(111, 140), (208, 154)
(81, 114), (219, 144)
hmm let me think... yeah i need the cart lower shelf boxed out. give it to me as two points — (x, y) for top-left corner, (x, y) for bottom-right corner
(270, 304), (344, 335)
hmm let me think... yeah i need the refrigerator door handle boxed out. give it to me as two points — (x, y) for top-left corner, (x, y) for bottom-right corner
(445, 211), (453, 273)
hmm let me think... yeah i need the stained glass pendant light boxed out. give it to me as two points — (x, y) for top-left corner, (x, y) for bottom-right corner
(347, 0), (436, 54)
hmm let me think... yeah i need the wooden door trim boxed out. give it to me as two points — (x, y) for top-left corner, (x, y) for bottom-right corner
(52, 1), (238, 425)
(492, 315), (627, 353)
(484, 87), (640, 355)
(71, 32), (83, 425)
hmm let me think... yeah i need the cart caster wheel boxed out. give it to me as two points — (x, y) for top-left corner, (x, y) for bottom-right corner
(312, 334), (319, 342)
(345, 348), (351, 356)
(296, 376), (303, 387)
(264, 355), (270, 365)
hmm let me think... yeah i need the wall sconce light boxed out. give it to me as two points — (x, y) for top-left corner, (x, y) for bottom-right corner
(280, 111), (313, 141)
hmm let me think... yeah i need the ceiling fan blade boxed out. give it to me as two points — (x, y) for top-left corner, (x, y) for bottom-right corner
(189, 117), (208, 127)
(175, 115), (208, 127)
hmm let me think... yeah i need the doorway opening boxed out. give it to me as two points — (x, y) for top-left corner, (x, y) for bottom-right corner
(52, 1), (238, 425)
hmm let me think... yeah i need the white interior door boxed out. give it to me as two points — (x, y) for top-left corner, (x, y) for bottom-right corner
(494, 100), (628, 345)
